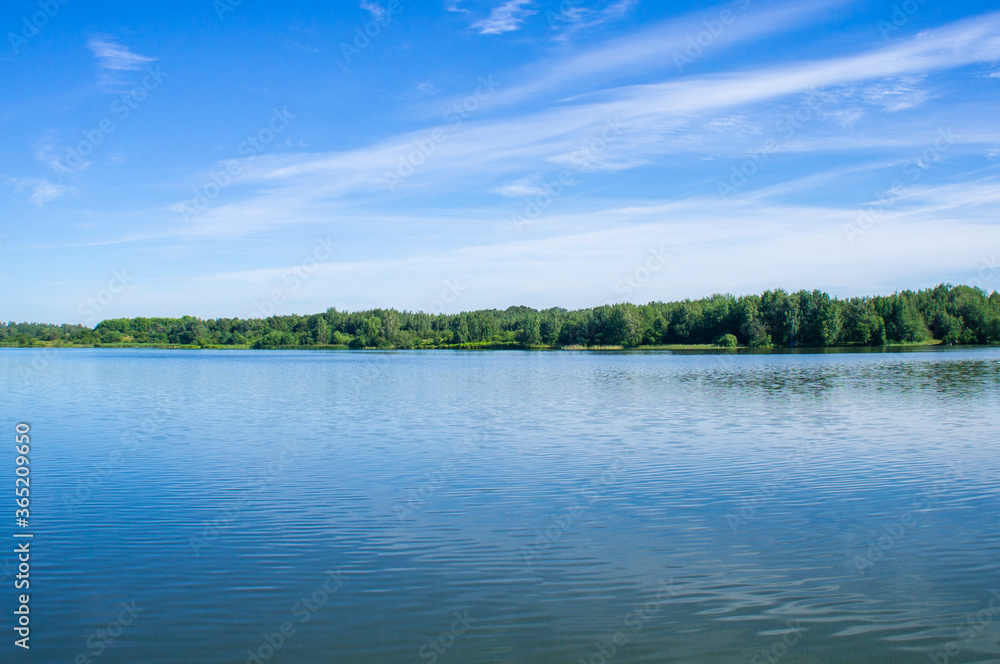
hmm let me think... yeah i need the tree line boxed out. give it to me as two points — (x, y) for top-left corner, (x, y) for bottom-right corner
(2, 284), (999, 350)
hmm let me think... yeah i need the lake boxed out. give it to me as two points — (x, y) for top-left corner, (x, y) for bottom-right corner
(2, 348), (999, 663)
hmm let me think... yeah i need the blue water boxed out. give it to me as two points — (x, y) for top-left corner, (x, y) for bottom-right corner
(2, 348), (999, 663)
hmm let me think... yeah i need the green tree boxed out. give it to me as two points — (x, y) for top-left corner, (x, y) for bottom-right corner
(717, 333), (738, 347)
(600, 304), (642, 347)
(381, 310), (400, 344)
(314, 317), (330, 345)
(517, 315), (542, 346)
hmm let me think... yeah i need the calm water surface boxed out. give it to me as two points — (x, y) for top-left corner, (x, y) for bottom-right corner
(2, 348), (999, 663)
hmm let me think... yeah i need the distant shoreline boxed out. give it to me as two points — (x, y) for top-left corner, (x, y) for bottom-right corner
(4, 284), (999, 351)
(3, 339), (991, 354)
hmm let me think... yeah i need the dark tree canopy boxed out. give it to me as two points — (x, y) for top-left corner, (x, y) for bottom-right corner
(3, 285), (999, 350)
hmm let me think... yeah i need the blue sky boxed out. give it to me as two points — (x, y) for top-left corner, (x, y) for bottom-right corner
(1, 0), (999, 323)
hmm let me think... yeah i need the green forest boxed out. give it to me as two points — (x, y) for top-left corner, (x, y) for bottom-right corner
(3, 284), (999, 350)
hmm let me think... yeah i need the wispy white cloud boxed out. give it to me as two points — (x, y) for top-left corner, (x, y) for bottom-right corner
(7, 177), (74, 206)
(549, 0), (638, 38)
(875, 178), (1000, 211)
(488, 0), (852, 108)
(137, 3), (1000, 315)
(600, 0), (638, 20)
(491, 178), (548, 197)
(200, 12), (1000, 200)
(11, 4), (1000, 323)
(167, 2), (985, 240)
(829, 108), (865, 130)
(86, 37), (155, 71)
(473, 0), (537, 34)
(861, 75), (930, 112)
(85, 37), (157, 92)
(34, 132), (85, 176)
(359, 0), (388, 21)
